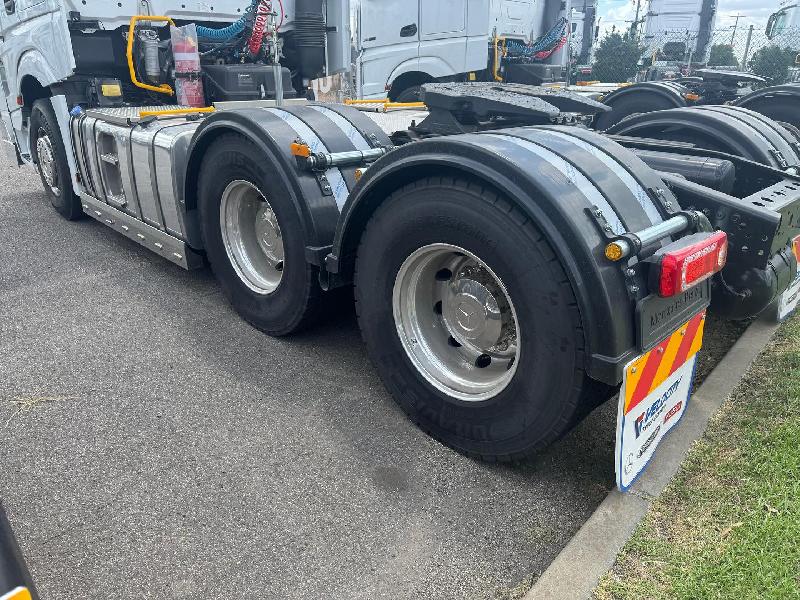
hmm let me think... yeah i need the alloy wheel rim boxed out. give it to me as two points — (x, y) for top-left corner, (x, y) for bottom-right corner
(392, 243), (520, 402)
(220, 180), (285, 295)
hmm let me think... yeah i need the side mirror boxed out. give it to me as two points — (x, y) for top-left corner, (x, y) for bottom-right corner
(3, 1), (14, 15)
(765, 11), (779, 39)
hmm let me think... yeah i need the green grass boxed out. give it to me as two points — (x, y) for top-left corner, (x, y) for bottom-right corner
(595, 314), (800, 600)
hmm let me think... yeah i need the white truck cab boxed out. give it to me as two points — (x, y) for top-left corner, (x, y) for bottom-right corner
(767, 1), (800, 47)
(353, 0), (561, 100)
(0, 0), (245, 163)
(354, 0), (490, 99)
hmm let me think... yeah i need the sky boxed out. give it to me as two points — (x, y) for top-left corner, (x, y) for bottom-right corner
(596, 0), (782, 36)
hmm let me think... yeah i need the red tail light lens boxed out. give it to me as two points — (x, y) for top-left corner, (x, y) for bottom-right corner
(792, 234), (800, 264)
(658, 231), (728, 297)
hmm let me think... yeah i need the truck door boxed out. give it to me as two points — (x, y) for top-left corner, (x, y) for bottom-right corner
(419, 0), (468, 75)
(356, 0), (419, 98)
(0, 0), (21, 159)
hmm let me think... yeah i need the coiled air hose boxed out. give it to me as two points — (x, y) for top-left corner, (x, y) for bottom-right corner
(196, 0), (257, 40)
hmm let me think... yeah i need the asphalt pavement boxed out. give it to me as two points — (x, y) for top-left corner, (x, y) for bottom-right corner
(0, 157), (743, 600)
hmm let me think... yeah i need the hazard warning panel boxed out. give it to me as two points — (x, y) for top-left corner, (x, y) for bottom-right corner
(615, 310), (707, 491)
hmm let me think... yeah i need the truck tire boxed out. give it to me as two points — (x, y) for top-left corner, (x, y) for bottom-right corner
(354, 176), (609, 462)
(594, 91), (685, 131)
(395, 85), (423, 103)
(30, 99), (82, 220)
(198, 134), (324, 335)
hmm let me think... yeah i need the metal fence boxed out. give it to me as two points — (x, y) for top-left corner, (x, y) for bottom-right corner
(573, 27), (800, 85)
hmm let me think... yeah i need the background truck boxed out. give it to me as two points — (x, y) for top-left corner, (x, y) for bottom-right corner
(642, 0), (718, 65)
(0, 0), (799, 463)
(354, 0), (571, 101)
(767, 0), (800, 47)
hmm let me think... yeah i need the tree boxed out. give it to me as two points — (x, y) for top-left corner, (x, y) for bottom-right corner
(592, 33), (643, 83)
(708, 44), (738, 68)
(748, 45), (798, 85)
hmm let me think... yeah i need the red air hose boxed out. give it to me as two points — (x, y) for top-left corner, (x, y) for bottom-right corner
(248, 0), (272, 55)
(248, 0), (284, 56)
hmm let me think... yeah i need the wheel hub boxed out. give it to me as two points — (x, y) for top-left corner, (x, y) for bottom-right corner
(442, 278), (502, 349)
(254, 203), (284, 265)
(392, 243), (520, 402)
(220, 180), (285, 295)
(36, 132), (59, 193)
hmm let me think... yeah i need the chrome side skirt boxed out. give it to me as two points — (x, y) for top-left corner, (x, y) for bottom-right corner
(79, 192), (204, 270)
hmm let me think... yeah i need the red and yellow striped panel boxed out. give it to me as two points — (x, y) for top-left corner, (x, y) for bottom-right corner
(624, 310), (706, 416)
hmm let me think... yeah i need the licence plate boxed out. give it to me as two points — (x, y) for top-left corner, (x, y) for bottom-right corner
(778, 272), (800, 321)
(615, 310), (706, 491)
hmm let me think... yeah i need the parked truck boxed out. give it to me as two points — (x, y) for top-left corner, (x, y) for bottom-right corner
(356, 0), (570, 101)
(1, 0), (799, 470)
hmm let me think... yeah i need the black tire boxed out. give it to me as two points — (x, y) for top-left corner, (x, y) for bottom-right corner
(198, 134), (325, 336)
(354, 177), (610, 462)
(394, 85), (423, 103)
(30, 99), (82, 220)
(594, 93), (684, 131)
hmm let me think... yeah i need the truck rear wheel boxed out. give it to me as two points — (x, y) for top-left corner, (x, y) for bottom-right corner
(30, 99), (82, 220)
(354, 177), (609, 461)
(198, 134), (324, 335)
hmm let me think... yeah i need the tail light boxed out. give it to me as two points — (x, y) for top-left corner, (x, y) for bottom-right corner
(792, 234), (800, 264)
(657, 231), (728, 297)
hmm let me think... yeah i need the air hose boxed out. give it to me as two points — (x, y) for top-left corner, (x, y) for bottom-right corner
(196, 0), (257, 40)
(506, 17), (568, 60)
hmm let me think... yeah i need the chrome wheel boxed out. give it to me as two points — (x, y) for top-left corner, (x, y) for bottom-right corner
(220, 180), (285, 295)
(392, 244), (520, 402)
(36, 129), (60, 196)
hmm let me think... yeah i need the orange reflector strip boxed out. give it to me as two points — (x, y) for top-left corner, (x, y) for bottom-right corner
(624, 311), (706, 415)
(684, 93), (701, 101)
(290, 142), (311, 158)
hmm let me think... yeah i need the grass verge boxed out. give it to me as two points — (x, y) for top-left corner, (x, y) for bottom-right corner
(594, 314), (800, 600)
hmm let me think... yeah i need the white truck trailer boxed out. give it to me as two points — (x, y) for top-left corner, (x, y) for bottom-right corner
(1, 0), (799, 476)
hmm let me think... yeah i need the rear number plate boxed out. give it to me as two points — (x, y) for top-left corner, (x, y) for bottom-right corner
(615, 310), (706, 491)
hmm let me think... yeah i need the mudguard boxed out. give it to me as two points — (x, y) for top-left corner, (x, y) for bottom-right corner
(607, 105), (800, 170)
(183, 103), (392, 258)
(593, 81), (689, 131)
(733, 84), (800, 130)
(328, 126), (678, 385)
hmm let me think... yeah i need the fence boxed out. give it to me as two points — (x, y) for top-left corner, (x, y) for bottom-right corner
(573, 26), (800, 85)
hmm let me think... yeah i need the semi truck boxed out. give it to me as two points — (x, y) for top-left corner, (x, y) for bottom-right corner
(641, 0), (718, 64)
(356, 0), (570, 101)
(767, 0), (800, 47)
(1, 0), (799, 466)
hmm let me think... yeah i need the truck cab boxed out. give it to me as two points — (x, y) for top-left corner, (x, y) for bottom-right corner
(767, 2), (800, 48)
(0, 0), (244, 163)
(354, 0), (491, 99)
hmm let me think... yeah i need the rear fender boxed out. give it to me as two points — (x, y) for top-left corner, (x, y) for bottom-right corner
(328, 127), (679, 384)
